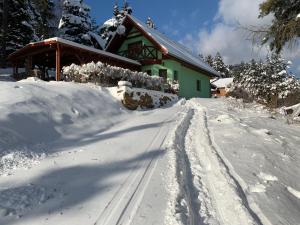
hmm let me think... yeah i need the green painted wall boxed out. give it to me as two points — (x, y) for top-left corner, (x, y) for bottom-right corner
(117, 28), (211, 99)
(141, 61), (210, 98)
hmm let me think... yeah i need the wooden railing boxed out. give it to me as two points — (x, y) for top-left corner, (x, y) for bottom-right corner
(118, 46), (158, 61)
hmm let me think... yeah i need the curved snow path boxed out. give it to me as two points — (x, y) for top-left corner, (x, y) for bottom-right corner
(169, 99), (272, 225)
(94, 111), (177, 225)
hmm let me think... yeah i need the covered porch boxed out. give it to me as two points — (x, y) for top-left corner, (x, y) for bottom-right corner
(8, 37), (141, 81)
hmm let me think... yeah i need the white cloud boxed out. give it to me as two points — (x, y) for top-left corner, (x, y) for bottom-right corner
(181, 0), (300, 75)
(216, 0), (272, 26)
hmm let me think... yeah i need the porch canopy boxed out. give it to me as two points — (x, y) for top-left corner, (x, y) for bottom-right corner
(8, 37), (141, 81)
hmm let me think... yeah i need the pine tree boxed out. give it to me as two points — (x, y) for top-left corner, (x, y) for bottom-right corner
(58, 0), (93, 46)
(30, 0), (56, 39)
(212, 52), (230, 78)
(199, 54), (205, 61)
(120, 1), (132, 16)
(258, 0), (300, 53)
(232, 54), (300, 105)
(113, 2), (119, 17)
(99, 1), (133, 48)
(205, 55), (214, 67)
(0, 0), (35, 67)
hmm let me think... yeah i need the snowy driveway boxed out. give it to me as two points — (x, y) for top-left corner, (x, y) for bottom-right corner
(0, 107), (183, 225)
(175, 98), (300, 225)
(0, 80), (299, 225)
(0, 81), (182, 225)
(0, 106), (181, 225)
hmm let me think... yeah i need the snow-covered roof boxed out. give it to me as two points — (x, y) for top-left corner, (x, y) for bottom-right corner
(126, 15), (220, 77)
(211, 78), (233, 88)
(29, 37), (141, 66)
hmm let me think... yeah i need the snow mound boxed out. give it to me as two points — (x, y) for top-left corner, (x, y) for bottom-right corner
(0, 81), (127, 176)
(18, 77), (45, 83)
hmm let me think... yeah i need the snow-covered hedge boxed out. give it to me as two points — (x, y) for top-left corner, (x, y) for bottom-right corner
(62, 61), (164, 90)
(229, 54), (300, 107)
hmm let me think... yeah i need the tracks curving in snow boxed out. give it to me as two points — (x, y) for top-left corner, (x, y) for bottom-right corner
(168, 100), (273, 225)
(94, 113), (178, 225)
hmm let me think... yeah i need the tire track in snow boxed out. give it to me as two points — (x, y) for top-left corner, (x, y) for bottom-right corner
(172, 108), (206, 225)
(94, 112), (179, 225)
(181, 100), (263, 225)
(201, 104), (273, 225)
(202, 110), (263, 225)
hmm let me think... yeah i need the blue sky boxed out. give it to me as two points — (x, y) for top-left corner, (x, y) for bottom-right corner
(85, 0), (300, 76)
(85, 0), (219, 41)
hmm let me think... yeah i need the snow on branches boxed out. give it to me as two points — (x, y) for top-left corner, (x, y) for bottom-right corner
(230, 54), (300, 107)
(58, 0), (94, 47)
(62, 62), (163, 90)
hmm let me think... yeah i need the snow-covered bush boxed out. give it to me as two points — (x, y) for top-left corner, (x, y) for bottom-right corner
(62, 61), (164, 90)
(229, 54), (300, 107)
(165, 79), (180, 94)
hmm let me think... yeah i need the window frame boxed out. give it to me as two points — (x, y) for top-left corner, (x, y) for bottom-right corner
(174, 70), (178, 81)
(196, 80), (201, 92)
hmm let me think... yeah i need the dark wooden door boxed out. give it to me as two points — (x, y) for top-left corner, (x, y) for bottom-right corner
(159, 69), (167, 80)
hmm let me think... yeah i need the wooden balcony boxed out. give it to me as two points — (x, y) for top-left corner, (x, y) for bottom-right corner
(118, 46), (159, 61)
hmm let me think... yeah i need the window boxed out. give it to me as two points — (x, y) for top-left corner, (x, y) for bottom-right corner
(196, 80), (201, 91)
(174, 71), (178, 81)
(128, 41), (143, 59)
(146, 70), (151, 75)
(159, 69), (168, 80)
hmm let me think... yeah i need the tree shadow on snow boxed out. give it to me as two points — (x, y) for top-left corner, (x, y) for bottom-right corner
(0, 107), (172, 154)
(0, 149), (164, 225)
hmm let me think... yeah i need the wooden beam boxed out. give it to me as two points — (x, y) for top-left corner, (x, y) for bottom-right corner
(56, 44), (61, 81)
(25, 56), (32, 76)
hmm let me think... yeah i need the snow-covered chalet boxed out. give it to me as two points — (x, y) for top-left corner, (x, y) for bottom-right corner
(8, 15), (219, 98)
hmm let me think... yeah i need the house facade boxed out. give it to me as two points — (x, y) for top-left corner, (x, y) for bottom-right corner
(8, 15), (219, 99)
(106, 15), (219, 98)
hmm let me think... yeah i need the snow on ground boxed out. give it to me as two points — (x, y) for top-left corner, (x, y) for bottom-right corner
(0, 77), (299, 225)
(0, 78), (181, 225)
(185, 98), (300, 225)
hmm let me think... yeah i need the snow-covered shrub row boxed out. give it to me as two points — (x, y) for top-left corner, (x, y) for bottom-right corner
(230, 54), (300, 107)
(62, 61), (164, 90)
(166, 79), (179, 95)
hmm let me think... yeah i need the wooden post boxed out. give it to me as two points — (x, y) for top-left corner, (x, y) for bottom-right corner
(56, 44), (61, 81)
(25, 56), (33, 77)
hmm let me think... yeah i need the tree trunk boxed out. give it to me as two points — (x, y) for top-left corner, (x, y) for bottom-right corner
(0, 0), (8, 67)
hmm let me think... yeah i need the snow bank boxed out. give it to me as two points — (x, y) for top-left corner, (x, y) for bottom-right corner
(0, 80), (127, 176)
